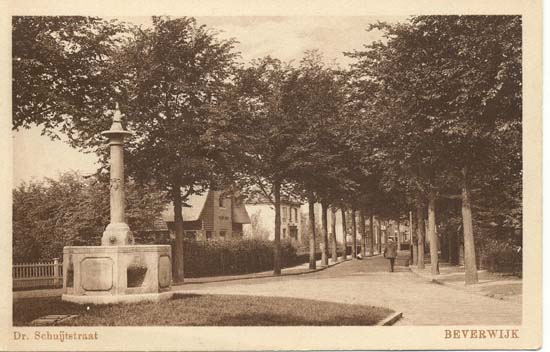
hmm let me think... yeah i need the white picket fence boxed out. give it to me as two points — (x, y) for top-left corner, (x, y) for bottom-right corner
(12, 259), (63, 290)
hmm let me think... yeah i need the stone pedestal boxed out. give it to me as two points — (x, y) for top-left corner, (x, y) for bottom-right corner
(62, 245), (173, 304)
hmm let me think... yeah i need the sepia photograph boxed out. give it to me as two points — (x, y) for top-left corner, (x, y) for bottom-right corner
(2, 0), (542, 350)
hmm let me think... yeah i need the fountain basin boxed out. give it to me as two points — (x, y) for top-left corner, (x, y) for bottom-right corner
(62, 245), (173, 304)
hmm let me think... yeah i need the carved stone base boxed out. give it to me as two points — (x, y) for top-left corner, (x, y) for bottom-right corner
(62, 245), (172, 305)
(101, 222), (134, 246)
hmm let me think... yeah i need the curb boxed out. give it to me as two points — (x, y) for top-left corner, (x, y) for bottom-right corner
(173, 258), (354, 287)
(378, 312), (403, 326)
(408, 266), (519, 302)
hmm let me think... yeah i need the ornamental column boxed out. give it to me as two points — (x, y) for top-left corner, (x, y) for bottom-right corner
(101, 104), (134, 246)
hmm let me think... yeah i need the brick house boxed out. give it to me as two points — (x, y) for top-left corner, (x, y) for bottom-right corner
(161, 190), (251, 241)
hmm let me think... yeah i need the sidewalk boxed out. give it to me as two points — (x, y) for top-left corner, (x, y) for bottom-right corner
(173, 255), (351, 287)
(409, 261), (522, 303)
(13, 256), (353, 300)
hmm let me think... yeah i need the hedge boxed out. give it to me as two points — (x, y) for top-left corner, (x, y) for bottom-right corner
(481, 246), (522, 276)
(180, 238), (299, 277)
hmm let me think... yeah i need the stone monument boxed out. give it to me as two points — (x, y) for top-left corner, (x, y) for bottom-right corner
(62, 105), (173, 304)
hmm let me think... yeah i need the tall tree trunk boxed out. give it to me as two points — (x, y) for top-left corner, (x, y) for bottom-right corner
(440, 224), (449, 262)
(330, 207), (338, 263)
(377, 216), (382, 254)
(359, 209), (366, 257)
(411, 210), (418, 265)
(409, 210), (416, 265)
(449, 225), (460, 265)
(369, 212), (375, 256)
(341, 209), (347, 260)
(321, 201), (329, 266)
(428, 191), (439, 275)
(308, 195), (316, 269)
(416, 200), (425, 269)
(396, 219), (401, 251)
(351, 208), (357, 258)
(363, 219), (368, 256)
(273, 182), (282, 275)
(172, 183), (184, 283)
(461, 167), (478, 284)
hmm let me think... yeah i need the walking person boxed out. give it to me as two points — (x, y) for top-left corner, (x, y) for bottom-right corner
(384, 238), (398, 272)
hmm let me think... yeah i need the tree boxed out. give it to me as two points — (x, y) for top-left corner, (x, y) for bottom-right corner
(118, 17), (239, 282)
(358, 209), (366, 257)
(308, 196), (318, 269)
(340, 208), (347, 260)
(330, 207), (338, 262)
(427, 191), (439, 275)
(369, 213), (375, 256)
(223, 56), (301, 275)
(351, 209), (357, 258)
(282, 51), (350, 267)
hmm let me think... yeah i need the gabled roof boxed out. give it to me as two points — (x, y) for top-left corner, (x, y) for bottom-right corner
(232, 200), (251, 224)
(160, 190), (251, 224)
(161, 192), (209, 222)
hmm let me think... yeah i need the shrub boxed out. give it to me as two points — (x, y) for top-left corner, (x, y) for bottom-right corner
(481, 239), (522, 275)
(181, 238), (299, 277)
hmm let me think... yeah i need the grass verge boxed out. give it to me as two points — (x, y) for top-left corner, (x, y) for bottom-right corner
(14, 294), (392, 326)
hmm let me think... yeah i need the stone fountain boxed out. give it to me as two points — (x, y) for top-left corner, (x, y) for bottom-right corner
(62, 105), (173, 304)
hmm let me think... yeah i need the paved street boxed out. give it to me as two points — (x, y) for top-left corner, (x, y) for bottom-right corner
(179, 254), (522, 326)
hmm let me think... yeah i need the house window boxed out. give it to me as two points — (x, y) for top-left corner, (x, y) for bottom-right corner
(219, 195), (225, 208)
(219, 230), (227, 238)
(283, 228), (287, 238)
(282, 206), (288, 222)
(290, 226), (298, 240)
(184, 231), (196, 240)
(206, 231), (212, 240)
(294, 208), (298, 222)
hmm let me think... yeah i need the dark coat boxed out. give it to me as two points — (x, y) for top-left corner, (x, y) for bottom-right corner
(384, 241), (398, 259)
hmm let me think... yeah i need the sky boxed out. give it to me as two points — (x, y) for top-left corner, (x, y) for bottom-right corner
(12, 16), (408, 185)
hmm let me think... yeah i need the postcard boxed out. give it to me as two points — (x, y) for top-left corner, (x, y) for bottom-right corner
(1, 0), (542, 350)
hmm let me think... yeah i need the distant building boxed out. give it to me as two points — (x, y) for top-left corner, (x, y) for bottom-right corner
(244, 198), (302, 243)
(161, 190), (251, 241)
(300, 203), (347, 244)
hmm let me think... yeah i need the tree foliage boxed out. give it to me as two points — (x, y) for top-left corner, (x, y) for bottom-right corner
(346, 15), (522, 279)
(121, 16), (240, 193)
(12, 16), (128, 141)
(12, 172), (166, 262)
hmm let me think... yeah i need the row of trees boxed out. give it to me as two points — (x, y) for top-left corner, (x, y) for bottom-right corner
(13, 15), (522, 283)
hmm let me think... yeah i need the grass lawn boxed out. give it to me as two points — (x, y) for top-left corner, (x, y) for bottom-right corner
(13, 294), (392, 326)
